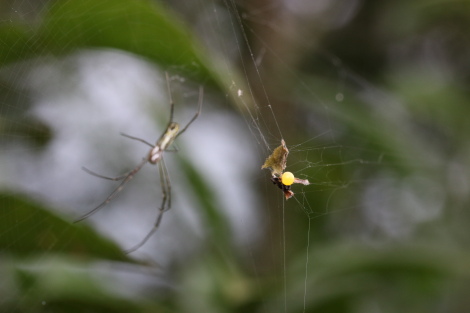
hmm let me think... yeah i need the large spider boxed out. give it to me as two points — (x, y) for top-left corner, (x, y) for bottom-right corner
(75, 73), (203, 253)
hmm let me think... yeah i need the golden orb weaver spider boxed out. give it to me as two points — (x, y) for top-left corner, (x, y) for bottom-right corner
(75, 73), (203, 254)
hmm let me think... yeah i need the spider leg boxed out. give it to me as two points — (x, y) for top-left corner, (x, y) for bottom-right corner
(176, 85), (203, 138)
(165, 148), (178, 152)
(161, 156), (172, 211)
(165, 72), (175, 123)
(82, 166), (128, 181)
(124, 157), (171, 254)
(120, 133), (153, 148)
(75, 158), (148, 223)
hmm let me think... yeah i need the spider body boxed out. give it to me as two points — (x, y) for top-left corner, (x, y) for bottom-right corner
(271, 176), (294, 199)
(262, 140), (310, 200)
(149, 122), (179, 164)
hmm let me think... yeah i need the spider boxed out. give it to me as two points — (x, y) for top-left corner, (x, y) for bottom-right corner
(262, 139), (309, 199)
(75, 73), (203, 254)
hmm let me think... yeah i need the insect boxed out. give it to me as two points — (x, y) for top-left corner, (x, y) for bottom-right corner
(262, 139), (309, 199)
(75, 73), (203, 254)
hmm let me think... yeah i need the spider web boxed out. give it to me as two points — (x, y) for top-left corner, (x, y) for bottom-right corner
(1, 0), (468, 312)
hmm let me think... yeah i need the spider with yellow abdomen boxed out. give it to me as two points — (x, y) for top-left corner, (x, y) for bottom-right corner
(262, 140), (309, 199)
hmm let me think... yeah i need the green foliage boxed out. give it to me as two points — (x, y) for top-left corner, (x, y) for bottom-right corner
(0, 193), (129, 260)
(1, 0), (470, 312)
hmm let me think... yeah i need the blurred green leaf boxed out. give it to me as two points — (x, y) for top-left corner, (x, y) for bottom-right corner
(0, 0), (251, 112)
(40, 0), (210, 78)
(1, 0), (205, 74)
(0, 24), (39, 66)
(0, 192), (130, 261)
(0, 255), (171, 313)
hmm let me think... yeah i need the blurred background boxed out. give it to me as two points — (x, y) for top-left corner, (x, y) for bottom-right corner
(1, 0), (470, 312)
